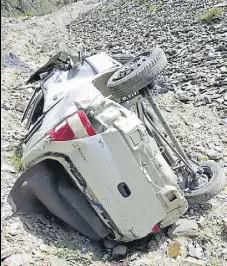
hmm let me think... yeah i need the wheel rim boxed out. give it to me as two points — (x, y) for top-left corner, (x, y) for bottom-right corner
(189, 165), (213, 191)
(112, 52), (151, 82)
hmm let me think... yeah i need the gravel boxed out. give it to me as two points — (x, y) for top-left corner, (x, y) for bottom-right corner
(69, 0), (227, 107)
(1, 0), (227, 266)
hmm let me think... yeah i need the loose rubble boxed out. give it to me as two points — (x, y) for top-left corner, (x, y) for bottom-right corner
(111, 245), (127, 258)
(168, 219), (199, 238)
(69, 0), (227, 109)
(1, 0), (227, 265)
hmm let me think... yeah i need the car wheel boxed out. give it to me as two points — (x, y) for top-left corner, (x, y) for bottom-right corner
(107, 47), (167, 99)
(185, 160), (226, 205)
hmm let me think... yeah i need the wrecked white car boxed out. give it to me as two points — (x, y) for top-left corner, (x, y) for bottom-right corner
(9, 48), (226, 242)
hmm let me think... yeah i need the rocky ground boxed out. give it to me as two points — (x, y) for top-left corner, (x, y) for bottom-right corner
(1, 0), (227, 265)
(1, 0), (78, 17)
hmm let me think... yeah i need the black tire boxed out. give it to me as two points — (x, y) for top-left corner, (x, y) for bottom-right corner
(185, 161), (226, 205)
(107, 47), (167, 99)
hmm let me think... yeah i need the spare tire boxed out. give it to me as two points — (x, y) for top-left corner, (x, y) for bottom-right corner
(107, 47), (167, 99)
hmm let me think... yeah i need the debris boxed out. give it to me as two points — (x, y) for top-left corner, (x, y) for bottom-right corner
(188, 244), (203, 259)
(197, 216), (206, 229)
(102, 254), (110, 262)
(216, 98), (224, 105)
(177, 91), (192, 102)
(214, 2), (227, 8)
(112, 245), (127, 257)
(24, 221), (35, 231)
(168, 240), (181, 258)
(130, 253), (139, 261)
(103, 239), (116, 249)
(168, 219), (199, 238)
(207, 149), (223, 160)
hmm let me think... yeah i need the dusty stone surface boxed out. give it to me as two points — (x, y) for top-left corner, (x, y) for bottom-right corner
(1, 0), (227, 266)
(168, 219), (199, 238)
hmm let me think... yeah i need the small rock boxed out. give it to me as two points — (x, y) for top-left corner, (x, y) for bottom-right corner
(4, 254), (32, 266)
(220, 66), (227, 73)
(102, 254), (110, 262)
(15, 102), (25, 113)
(193, 123), (202, 129)
(164, 107), (172, 112)
(24, 221), (35, 231)
(188, 244), (203, 259)
(112, 245), (127, 257)
(81, 247), (87, 253)
(208, 52), (215, 58)
(211, 94), (221, 99)
(50, 257), (68, 266)
(197, 216), (206, 229)
(168, 240), (181, 258)
(9, 227), (19, 236)
(207, 149), (223, 160)
(222, 248), (227, 255)
(9, 222), (19, 231)
(177, 92), (192, 102)
(219, 87), (227, 94)
(103, 239), (116, 249)
(216, 97), (224, 104)
(168, 219), (199, 238)
(214, 2), (227, 8)
(2, 102), (11, 110)
(130, 253), (139, 261)
(39, 244), (49, 252)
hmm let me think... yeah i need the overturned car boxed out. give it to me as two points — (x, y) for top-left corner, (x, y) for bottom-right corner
(9, 48), (226, 242)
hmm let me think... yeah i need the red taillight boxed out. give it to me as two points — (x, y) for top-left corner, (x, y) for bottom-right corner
(152, 225), (160, 233)
(46, 110), (96, 141)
